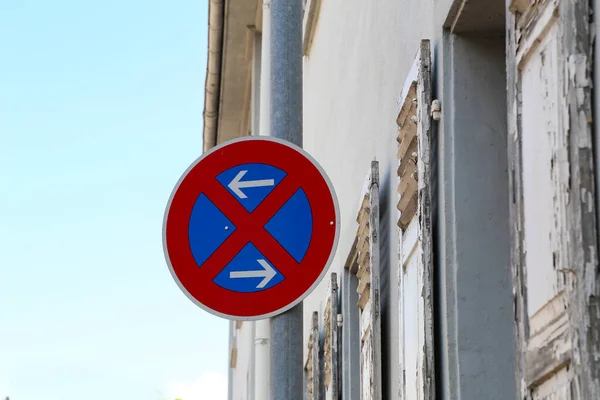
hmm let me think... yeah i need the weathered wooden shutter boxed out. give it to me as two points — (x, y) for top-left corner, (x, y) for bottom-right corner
(305, 311), (321, 400)
(396, 39), (435, 400)
(507, 0), (600, 398)
(323, 273), (340, 400)
(351, 161), (383, 400)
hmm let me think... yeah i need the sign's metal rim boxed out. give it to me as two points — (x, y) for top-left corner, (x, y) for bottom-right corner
(162, 136), (341, 321)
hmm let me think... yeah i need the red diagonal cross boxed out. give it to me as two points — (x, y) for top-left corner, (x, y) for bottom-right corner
(198, 173), (303, 280)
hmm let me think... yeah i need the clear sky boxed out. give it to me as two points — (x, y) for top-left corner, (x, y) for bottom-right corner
(0, 1), (229, 399)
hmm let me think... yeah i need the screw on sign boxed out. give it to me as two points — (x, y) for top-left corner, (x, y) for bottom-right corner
(163, 137), (340, 320)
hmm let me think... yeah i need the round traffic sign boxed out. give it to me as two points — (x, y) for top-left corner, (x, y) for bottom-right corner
(163, 136), (340, 320)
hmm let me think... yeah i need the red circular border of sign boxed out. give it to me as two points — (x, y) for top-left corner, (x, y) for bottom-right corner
(163, 137), (340, 320)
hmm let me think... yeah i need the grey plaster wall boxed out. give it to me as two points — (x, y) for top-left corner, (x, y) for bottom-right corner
(436, 33), (516, 400)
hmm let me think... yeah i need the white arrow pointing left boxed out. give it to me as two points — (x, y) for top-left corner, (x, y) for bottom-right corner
(229, 259), (277, 289)
(228, 170), (275, 199)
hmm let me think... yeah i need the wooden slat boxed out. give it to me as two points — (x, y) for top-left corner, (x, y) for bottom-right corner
(357, 235), (370, 264)
(397, 159), (418, 195)
(525, 293), (570, 386)
(398, 194), (418, 230)
(357, 268), (371, 294)
(398, 119), (417, 155)
(357, 282), (370, 310)
(356, 259), (370, 282)
(396, 82), (418, 128)
(398, 178), (418, 213)
(397, 138), (418, 178)
(357, 227), (370, 253)
(357, 206), (370, 233)
(356, 196), (370, 223)
(357, 246), (371, 279)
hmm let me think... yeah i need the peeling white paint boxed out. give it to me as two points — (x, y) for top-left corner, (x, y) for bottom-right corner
(521, 19), (565, 317)
(508, 0), (600, 397)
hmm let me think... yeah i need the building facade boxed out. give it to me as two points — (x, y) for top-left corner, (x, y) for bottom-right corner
(204, 0), (600, 399)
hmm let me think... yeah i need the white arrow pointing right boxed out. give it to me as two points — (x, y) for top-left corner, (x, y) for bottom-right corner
(229, 259), (277, 289)
(228, 170), (275, 199)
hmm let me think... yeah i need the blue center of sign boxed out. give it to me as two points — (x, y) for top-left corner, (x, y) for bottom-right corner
(213, 243), (284, 292)
(265, 188), (312, 263)
(188, 194), (236, 266)
(188, 163), (313, 294)
(216, 163), (287, 212)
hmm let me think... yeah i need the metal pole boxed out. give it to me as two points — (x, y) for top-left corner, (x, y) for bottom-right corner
(255, 2), (271, 399)
(269, 0), (303, 399)
(269, 0), (303, 147)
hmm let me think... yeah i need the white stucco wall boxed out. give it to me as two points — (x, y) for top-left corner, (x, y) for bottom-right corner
(225, 0), (494, 398)
(300, 0), (438, 397)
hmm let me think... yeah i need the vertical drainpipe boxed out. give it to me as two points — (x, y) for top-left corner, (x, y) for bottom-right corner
(254, 1), (271, 399)
(254, 318), (270, 400)
(203, 0), (224, 152)
(258, 0), (271, 138)
(249, 321), (256, 399)
(228, 321), (234, 400)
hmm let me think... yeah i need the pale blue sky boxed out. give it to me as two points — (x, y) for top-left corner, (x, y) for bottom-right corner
(0, 1), (228, 399)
